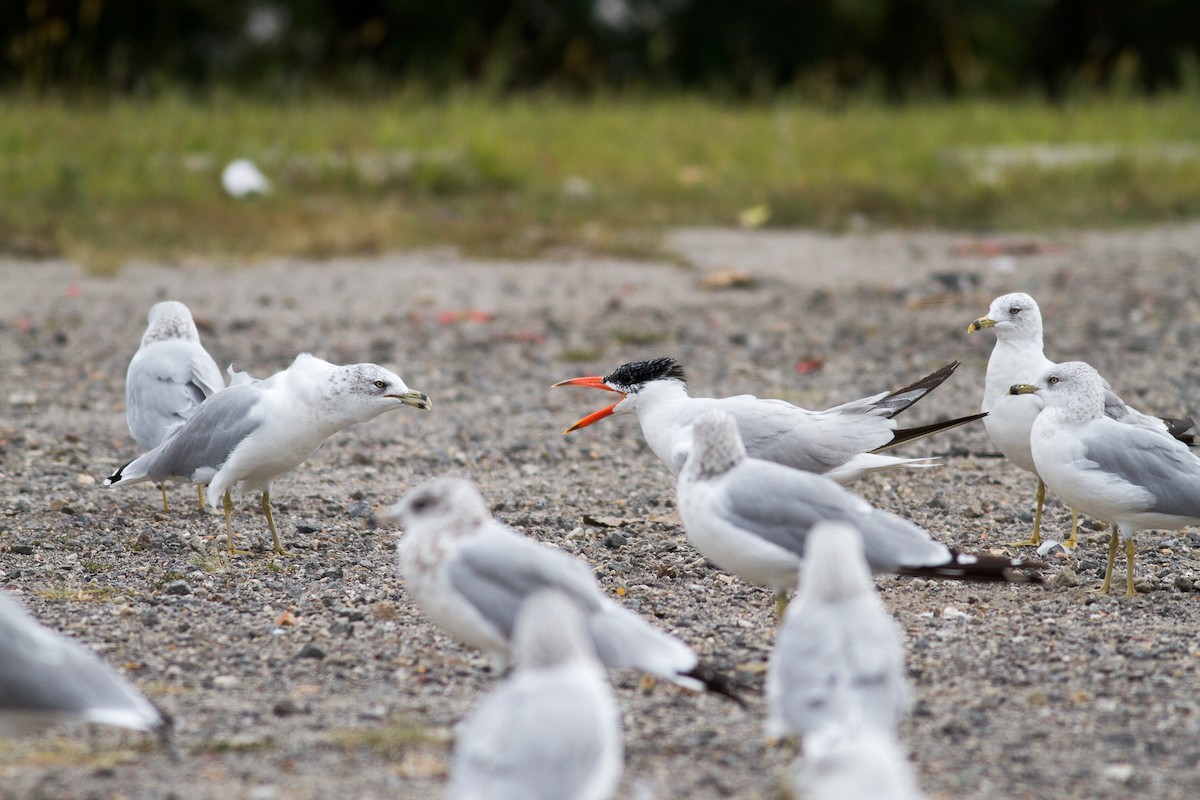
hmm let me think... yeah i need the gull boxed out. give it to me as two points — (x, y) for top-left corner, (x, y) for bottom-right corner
(125, 300), (225, 512)
(553, 358), (985, 483)
(106, 353), (430, 556)
(221, 158), (270, 198)
(1011, 361), (1200, 597)
(677, 411), (1041, 614)
(969, 292), (1194, 548)
(797, 726), (928, 800)
(0, 591), (162, 734)
(766, 522), (911, 742)
(447, 590), (623, 800)
(380, 477), (737, 697)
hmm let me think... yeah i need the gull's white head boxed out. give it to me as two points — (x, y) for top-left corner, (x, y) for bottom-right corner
(1009, 361), (1105, 421)
(141, 301), (202, 347)
(285, 354), (431, 422)
(796, 521), (874, 605)
(683, 410), (747, 479)
(554, 357), (688, 433)
(969, 292), (1043, 342)
(512, 590), (598, 671)
(382, 477), (491, 538)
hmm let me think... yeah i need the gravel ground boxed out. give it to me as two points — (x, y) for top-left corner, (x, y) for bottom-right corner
(3, 225), (1200, 799)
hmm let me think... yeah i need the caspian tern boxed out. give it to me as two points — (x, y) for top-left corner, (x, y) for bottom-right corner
(553, 357), (986, 483)
(969, 292), (1195, 548)
(107, 354), (431, 556)
(676, 411), (1042, 614)
(379, 477), (738, 699)
(125, 301), (225, 512)
(1011, 362), (1200, 597)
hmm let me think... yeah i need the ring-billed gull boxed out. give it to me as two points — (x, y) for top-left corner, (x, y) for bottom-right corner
(797, 726), (927, 800)
(1011, 361), (1200, 597)
(125, 301), (225, 512)
(677, 411), (1041, 614)
(554, 358), (985, 483)
(969, 292), (1195, 548)
(447, 590), (623, 800)
(106, 353), (431, 556)
(379, 477), (738, 698)
(0, 591), (162, 734)
(766, 522), (910, 742)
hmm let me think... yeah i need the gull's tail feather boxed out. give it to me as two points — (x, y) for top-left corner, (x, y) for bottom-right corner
(898, 551), (1044, 584)
(680, 662), (745, 706)
(876, 412), (988, 453)
(869, 362), (960, 419)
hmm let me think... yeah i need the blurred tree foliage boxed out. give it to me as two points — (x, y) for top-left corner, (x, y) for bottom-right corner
(4, 0), (1199, 98)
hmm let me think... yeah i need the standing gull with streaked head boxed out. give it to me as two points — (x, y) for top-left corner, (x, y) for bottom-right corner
(106, 353), (431, 556)
(1011, 361), (1200, 597)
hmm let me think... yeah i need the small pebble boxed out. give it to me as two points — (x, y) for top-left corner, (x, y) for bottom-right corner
(298, 643), (326, 659)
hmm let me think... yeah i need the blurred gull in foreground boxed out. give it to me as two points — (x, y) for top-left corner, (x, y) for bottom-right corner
(447, 590), (623, 800)
(766, 521), (911, 742)
(0, 591), (162, 735)
(554, 357), (986, 483)
(969, 291), (1195, 548)
(106, 353), (430, 556)
(380, 477), (738, 699)
(676, 411), (1042, 615)
(124, 300), (225, 511)
(1012, 361), (1200, 597)
(797, 727), (927, 800)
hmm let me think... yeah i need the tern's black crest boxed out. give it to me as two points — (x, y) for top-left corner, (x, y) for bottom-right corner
(604, 358), (687, 391)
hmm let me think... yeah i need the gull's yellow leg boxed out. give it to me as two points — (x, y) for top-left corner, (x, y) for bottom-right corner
(1098, 527), (1119, 595)
(1124, 535), (1137, 598)
(223, 490), (250, 557)
(1063, 508), (1080, 550)
(1006, 479), (1045, 547)
(775, 589), (790, 620)
(262, 491), (293, 557)
(160, 484), (170, 512)
(197, 485), (206, 514)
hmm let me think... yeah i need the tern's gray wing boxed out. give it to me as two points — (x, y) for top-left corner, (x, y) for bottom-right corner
(124, 384), (266, 483)
(447, 535), (605, 643)
(1079, 422), (1200, 518)
(448, 672), (616, 800)
(719, 461), (948, 570)
(0, 594), (160, 732)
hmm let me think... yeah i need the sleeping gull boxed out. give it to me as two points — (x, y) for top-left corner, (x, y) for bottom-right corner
(1011, 361), (1200, 597)
(766, 521), (911, 742)
(447, 590), (623, 800)
(0, 591), (162, 734)
(553, 358), (986, 483)
(676, 411), (1041, 615)
(969, 292), (1195, 548)
(124, 300), (225, 512)
(106, 353), (431, 556)
(379, 476), (737, 698)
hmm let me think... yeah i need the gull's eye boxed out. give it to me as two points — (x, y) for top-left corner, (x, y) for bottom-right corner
(373, 380), (387, 389)
(1008, 306), (1021, 316)
(410, 495), (434, 512)
(1048, 376), (1059, 385)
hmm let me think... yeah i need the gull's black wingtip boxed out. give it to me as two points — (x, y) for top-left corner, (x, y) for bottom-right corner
(682, 662), (747, 707)
(102, 458), (134, 487)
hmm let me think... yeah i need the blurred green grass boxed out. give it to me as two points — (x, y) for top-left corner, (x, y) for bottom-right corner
(2, 92), (1199, 271)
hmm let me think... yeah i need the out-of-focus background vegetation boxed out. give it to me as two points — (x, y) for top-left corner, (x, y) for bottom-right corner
(3, 0), (1200, 269)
